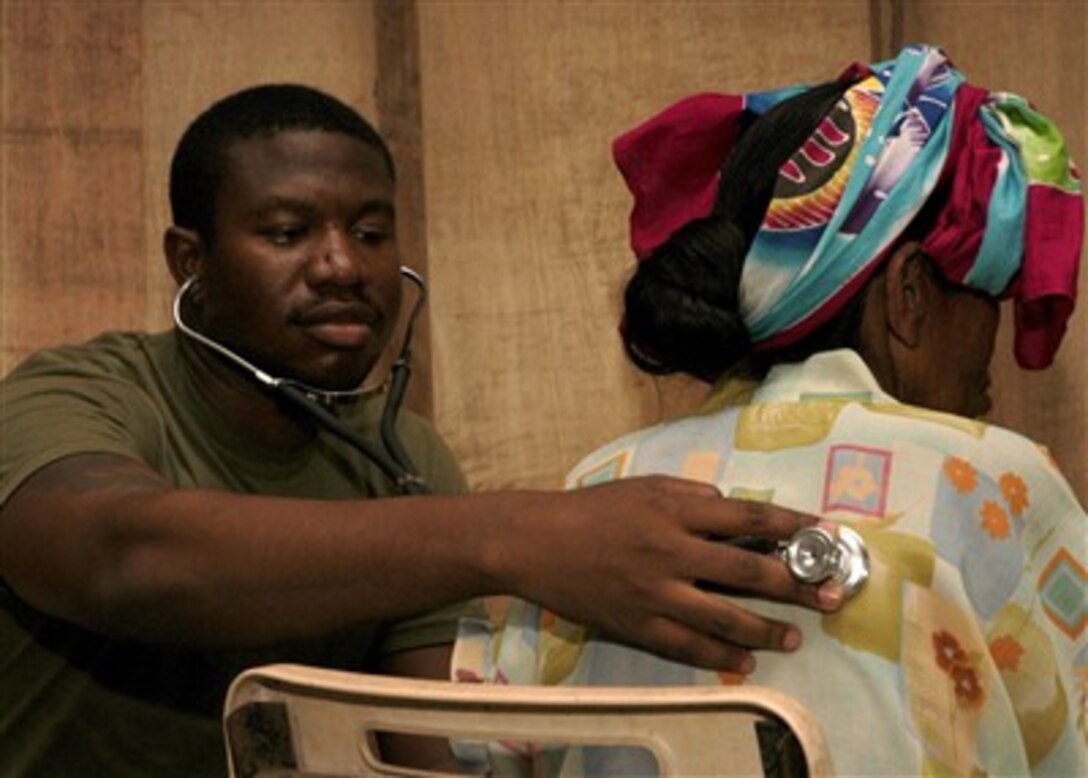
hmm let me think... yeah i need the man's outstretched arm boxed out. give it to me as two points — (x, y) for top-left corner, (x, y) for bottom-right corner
(0, 453), (838, 669)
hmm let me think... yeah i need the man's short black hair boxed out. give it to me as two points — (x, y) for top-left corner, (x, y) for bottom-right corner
(168, 83), (395, 244)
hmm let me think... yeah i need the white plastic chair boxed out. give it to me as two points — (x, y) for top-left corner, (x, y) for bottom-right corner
(224, 663), (833, 777)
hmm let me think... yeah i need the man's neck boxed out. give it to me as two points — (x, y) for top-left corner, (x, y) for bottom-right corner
(175, 331), (319, 451)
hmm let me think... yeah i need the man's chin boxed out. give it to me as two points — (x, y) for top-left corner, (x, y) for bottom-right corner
(284, 358), (377, 395)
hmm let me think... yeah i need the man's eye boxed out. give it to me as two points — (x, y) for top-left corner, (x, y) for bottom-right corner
(264, 226), (306, 245)
(353, 225), (392, 245)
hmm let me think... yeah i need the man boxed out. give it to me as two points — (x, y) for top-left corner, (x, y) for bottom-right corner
(0, 84), (838, 775)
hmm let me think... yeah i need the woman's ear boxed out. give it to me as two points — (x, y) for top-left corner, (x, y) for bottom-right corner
(163, 226), (206, 287)
(883, 242), (929, 349)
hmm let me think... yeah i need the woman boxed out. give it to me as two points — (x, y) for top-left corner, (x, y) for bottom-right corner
(409, 45), (1086, 775)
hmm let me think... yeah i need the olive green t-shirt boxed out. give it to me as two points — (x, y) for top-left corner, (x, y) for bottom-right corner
(0, 330), (471, 776)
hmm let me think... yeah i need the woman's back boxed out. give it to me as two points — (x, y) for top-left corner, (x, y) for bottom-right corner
(454, 350), (1086, 775)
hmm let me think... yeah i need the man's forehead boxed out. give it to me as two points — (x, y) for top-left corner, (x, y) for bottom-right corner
(221, 130), (392, 182)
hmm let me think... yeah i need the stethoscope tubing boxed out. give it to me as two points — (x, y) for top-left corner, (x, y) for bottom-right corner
(172, 269), (432, 495)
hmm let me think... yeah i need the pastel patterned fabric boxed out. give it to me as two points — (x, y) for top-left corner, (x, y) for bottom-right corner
(452, 350), (1087, 776)
(612, 44), (1084, 369)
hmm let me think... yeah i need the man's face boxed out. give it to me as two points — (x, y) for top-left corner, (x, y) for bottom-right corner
(196, 130), (401, 391)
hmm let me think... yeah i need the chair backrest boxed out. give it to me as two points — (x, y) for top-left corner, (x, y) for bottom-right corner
(224, 663), (834, 777)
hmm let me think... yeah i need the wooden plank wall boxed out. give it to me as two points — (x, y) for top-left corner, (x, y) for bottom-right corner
(2, 1), (146, 368)
(3, 1), (1085, 503)
(1, 0), (381, 367)
(419, 0), (874, 490)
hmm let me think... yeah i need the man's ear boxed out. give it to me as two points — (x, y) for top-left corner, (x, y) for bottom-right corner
(164, 226), (206, 287)
(883, 242), (929, 349)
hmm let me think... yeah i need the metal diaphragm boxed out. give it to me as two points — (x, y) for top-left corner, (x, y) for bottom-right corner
(780, 525), (869, 599)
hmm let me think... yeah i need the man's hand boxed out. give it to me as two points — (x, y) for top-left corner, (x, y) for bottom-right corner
(490, 476), (843, 673)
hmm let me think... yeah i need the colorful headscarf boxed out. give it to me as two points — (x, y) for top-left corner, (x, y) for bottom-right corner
(613, 44), (1083, 369)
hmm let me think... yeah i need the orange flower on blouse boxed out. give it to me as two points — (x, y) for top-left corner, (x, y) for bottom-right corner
(933, 630), (968, 673)
(980, 500), (1011, 540)
(951, 664), (986, 708)
(944, 456), (978, 493)
(989, 634), (1025, 672)
(999, 472), (1029, 517)
(933, 629), (986, 708)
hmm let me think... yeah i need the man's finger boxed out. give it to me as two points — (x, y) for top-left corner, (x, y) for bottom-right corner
(627, 615), (759, 673)
(683, 494), (822, 540)
(666, 584), (805, 654)
(680, 532), (842, 612)
(633, 474), (723, 498)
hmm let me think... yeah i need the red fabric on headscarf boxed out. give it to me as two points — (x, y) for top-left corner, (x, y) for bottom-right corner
(921, 83), (1083, 369)
(1014, 185), (1084, 368)
(920, 85), (999, 285)
(612, 93), (746, 259)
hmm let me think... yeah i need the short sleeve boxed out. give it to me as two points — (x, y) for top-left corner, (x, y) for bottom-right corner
(0, 370), (164, 505)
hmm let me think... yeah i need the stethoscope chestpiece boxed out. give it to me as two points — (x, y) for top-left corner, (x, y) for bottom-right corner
(780, 525), (869, 599)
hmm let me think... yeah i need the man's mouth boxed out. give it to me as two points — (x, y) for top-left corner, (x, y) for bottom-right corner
(294, 302), (380, 349)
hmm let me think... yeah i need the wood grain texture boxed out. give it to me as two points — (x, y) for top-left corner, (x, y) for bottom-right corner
(904, 1), (1087, 501)
(418, 1), (872, 489)
(1, 0), (145, 370)
(141, 0), (381, 336)
(2, 0), (406, 397)
(5, 1), (1083, 504)
(375, 0), (432, 418)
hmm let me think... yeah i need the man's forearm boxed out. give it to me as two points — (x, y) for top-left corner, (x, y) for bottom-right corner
(0, 453), (519, 648)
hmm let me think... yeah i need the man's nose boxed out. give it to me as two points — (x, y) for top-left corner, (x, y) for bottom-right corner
(310, 228), (366, 285)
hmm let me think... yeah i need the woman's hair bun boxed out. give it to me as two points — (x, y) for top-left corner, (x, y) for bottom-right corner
(620, 80), (852, 382)
(621, 217), (751, 381)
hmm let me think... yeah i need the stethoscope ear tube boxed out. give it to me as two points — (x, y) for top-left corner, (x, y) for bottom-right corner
(172, 270), (433, 496)
(378, 267), (429, 489)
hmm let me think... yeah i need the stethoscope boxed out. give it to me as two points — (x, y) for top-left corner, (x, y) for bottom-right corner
(174, 268), (871, 588)
(172, 267), (432, 495)
(779, 524), (869, 597)
(733, 525), (870, 598)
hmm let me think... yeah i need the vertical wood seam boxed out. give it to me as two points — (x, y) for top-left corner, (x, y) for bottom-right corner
(869, 0), (904, 61)
(373, 0), (433, 420)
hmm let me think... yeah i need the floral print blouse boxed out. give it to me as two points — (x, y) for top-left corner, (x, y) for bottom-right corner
(452, 350), (1087, 776)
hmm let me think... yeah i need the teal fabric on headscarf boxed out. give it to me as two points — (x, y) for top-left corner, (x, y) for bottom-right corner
(613, 43), (1083, 370)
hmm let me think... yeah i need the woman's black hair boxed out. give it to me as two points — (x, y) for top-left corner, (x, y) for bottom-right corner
(621, 80), (863, 382)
